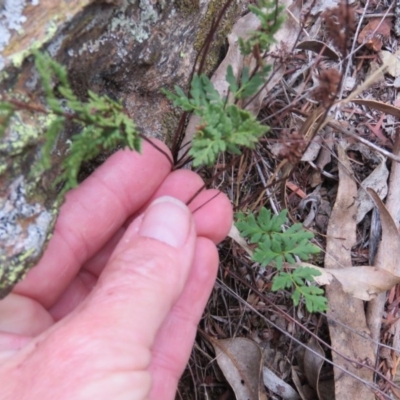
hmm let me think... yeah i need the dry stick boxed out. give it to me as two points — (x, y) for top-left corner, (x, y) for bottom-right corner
(190, 191), (222, 214)
(260, 90), (315, 124)
(171, 112), (188, 163)
(197, 0), (233, 78)
(277, 44), (329, 112)
(216, 271), (398, 399)
(328, 121), (400, 163)
(364, 12), (395, 18)
(290, 105), (400, 163)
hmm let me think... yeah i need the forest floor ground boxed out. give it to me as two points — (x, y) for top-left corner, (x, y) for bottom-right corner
(176, 0), (400, 399)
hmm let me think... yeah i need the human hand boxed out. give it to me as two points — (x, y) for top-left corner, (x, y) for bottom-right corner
(0, 140), (232, 399)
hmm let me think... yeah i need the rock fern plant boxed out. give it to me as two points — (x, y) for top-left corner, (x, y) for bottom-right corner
(0, 0), (327, 312)
(164, 0), (328, 313)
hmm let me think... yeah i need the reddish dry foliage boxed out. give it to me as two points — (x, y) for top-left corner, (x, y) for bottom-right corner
(314, 68), (341, 107)
(322, 2), (356, 54)
(277, 130), (308, 163)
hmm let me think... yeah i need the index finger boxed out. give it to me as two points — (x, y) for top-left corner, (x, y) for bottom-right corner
(13, 140), (172, 308)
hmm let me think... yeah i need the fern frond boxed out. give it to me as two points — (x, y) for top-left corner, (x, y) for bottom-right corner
(272, 267), (327, 313)
(236, 208), (320, 269)
(239, 0), (286, 56)
(164, 75), (268, 167)
(236, 208), (326, 312)
(30, 51), (142, 192)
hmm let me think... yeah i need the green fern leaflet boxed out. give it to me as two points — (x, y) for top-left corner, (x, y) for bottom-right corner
(236, 208), (326, 313)
(163, 74), (268, 167)
(236, 208), (320, 269)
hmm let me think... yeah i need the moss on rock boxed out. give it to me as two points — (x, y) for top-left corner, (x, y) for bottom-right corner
(194, 0), (239, 75)
(175, 0), (200, 16)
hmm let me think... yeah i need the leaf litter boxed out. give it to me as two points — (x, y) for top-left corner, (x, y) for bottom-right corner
(178, 1), (400, 399)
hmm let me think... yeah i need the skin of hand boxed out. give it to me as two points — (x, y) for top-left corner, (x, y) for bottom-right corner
(0, 139), (233, 400)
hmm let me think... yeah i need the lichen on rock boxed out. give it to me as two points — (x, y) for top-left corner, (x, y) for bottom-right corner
(0, 176), (55, 298)
(0, 0), (30, 70)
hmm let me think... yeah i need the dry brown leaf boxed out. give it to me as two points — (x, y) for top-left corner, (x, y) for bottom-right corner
(352, 99), (400, 119)
(342, 63), (388, 105)
(368, 133), (400, 344)
(296, 40), (339, 61)
(367, 133), (400, 348)
(302, 337), (335, 400)
(299, 182), (400, 299)
(210, 12), (262, 100)
(358, 18), (392, 51)
(263, 367), (300, 400)
(212, 337), (266, 400)
(325, 266), (398, 300)
(303, 337), (324, 398)
(310, 129), (334, 187)
(292, 178), (400, 300)
(291, 367), (316, 400)
(297, 262), (398, 301)
(324, 143), (375, 400)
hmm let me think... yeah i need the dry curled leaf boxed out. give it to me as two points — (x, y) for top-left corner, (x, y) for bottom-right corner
(352, 98), (400, 119)
(296, 40), (339, 61)
(303, 337), (335, 400)
(358, 18), (392, 52)
(263, 367), (300, 400)
(324, 144), (375, 400)
(212, 337), (266, 400)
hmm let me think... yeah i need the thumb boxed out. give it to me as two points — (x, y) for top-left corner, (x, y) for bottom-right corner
(81, 195), (197, 354)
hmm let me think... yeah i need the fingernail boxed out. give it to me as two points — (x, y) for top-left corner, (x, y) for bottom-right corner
(139, 196), (191, 248)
